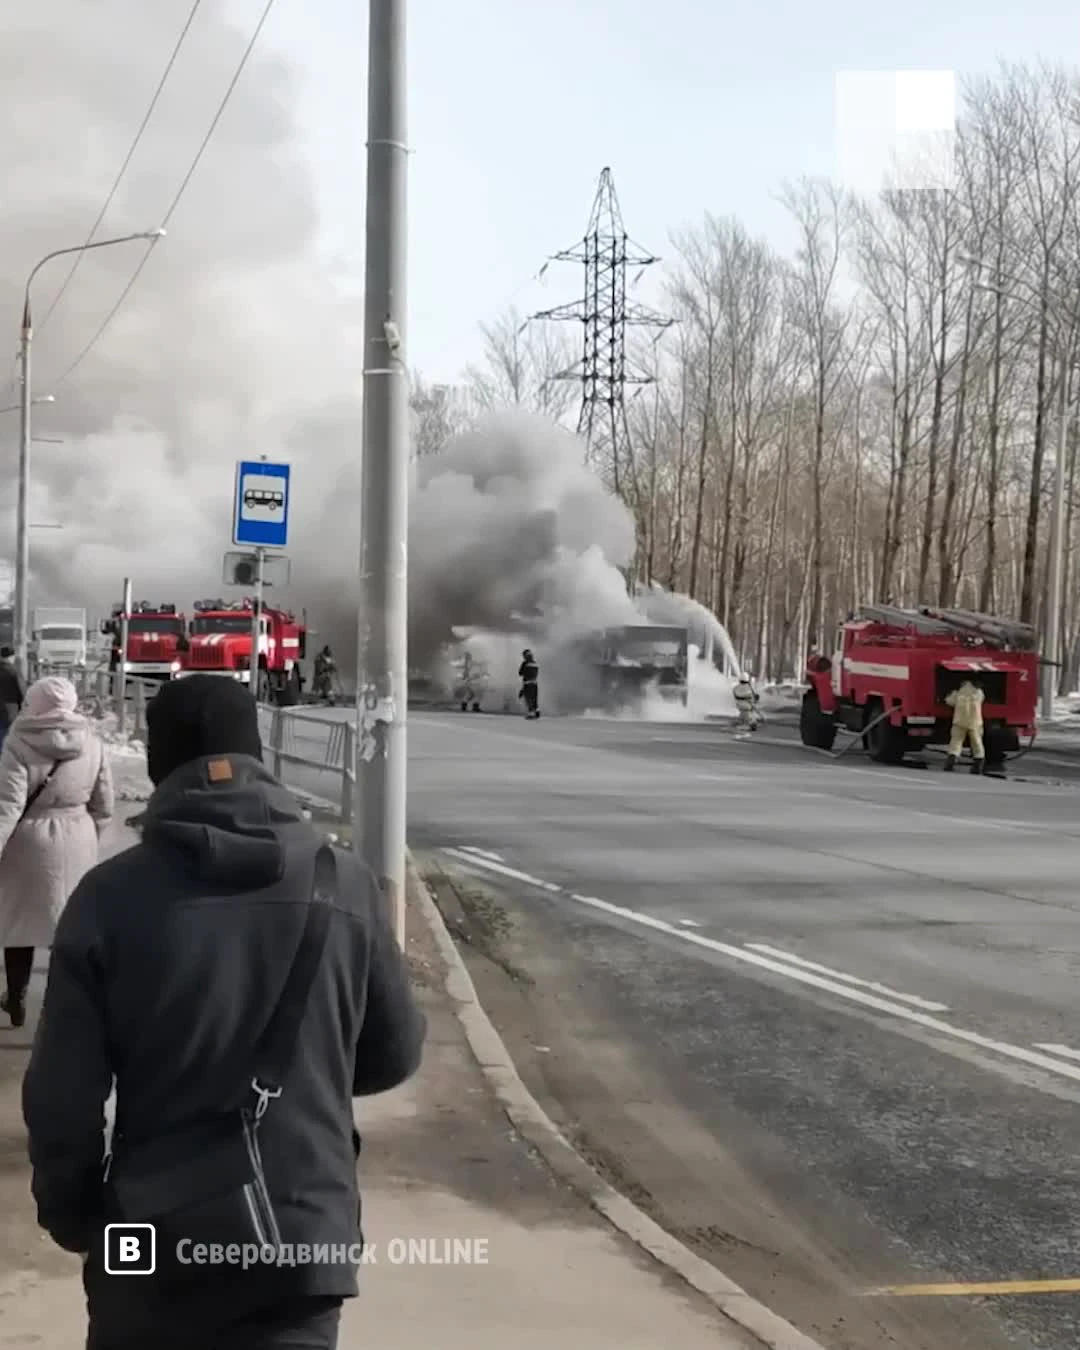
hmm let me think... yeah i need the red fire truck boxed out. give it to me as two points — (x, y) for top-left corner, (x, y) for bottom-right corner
(102, 601), (187, 680)
(174, 598), (304, 704)
(800, 604), (1039, 768)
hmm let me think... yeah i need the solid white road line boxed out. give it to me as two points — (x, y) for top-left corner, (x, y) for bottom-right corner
(1033, 1044), (1080, 1063)
(743, 943), (950, 1013)
(459, 845), (505, 862)
(442, 847), (1080, 1090)
(446, 849), (565, 894)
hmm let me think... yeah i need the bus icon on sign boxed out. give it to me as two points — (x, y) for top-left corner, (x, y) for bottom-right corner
(243, 488), (284, 511)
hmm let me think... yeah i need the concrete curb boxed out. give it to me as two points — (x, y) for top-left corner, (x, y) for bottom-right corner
(406, 854), (829, 1350)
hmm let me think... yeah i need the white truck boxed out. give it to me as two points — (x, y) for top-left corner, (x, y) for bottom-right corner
(33, 607), (88, 669)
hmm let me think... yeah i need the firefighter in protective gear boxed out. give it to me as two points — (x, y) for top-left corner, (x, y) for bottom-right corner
(733, 671), (761, 734)
(458, 651), (482, 712)
(313, 644), (336, 703)
(944, 679), (985, 774)
(518, 649), (539, 719)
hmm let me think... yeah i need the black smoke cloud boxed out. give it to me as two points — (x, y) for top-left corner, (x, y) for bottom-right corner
(0, 1), (361, 624)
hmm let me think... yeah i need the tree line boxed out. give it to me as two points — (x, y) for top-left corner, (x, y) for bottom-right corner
(411, 62), (1080, 684)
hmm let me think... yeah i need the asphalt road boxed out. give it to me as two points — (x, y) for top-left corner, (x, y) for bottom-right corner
(758, 699), (1080, 787)
(384, 710), (1080, 1350)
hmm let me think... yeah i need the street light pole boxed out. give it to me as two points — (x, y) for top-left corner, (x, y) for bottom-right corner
(1043, 347), (1069, 722)
(354, 0), (408, 947)
(14, 229), (165, 679)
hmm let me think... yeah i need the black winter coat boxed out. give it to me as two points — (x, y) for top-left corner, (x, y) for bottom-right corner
(22, 754), (425, 1337)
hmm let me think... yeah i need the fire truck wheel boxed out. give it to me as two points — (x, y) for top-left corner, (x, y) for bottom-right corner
(799, 690), (836, 750)
(983, 730), (1007, 771)
(864, 698), (906, 764)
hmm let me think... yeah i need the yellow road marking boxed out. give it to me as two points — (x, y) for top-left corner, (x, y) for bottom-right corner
(875, 1278), (1080, 1297)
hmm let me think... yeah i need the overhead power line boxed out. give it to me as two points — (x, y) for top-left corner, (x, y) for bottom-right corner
(38, 0), (204, 337)
(50, 0), (276, 390)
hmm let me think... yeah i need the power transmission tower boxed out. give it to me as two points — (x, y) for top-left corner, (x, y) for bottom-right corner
(533, 166), (672, 497)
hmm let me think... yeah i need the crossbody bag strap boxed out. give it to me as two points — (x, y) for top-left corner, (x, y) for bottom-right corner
(247, 844), (336, 1119)
(19, 761), (61, 823)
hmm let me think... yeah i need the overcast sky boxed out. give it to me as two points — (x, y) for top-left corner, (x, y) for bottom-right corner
(260, 0), (1080, 384)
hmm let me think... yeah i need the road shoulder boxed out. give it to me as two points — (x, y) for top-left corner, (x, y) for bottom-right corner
(419, 850), (1025, 1350)
(408, 851), (826, 1350)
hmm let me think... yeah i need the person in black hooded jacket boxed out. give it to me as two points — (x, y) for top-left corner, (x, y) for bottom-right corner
(21, 674), (425, 1350)
(0, 644), (24, 749)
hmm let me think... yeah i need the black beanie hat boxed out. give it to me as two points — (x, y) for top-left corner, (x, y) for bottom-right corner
(146, 675), (263, 786)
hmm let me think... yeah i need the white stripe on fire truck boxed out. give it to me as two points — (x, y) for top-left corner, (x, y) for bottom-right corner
(843, 659), (910, 679)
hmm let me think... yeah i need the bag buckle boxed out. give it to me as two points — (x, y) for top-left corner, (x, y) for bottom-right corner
(251, 1078), (282, 1121)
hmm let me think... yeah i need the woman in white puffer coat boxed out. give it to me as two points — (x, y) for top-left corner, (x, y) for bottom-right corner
(0, 676), (113, 1026)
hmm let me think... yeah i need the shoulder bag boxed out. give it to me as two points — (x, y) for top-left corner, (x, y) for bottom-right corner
(104, 844), (336, 1279)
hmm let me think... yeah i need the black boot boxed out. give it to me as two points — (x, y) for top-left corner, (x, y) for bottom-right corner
(944, 755), (956, 772)
(971, 758), (984, 776)
(0, 991), (25, 1029)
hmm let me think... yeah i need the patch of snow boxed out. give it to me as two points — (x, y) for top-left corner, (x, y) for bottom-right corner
(90, 710), (153, 802)
(1050, 694), (1080, 726)
(107, 750), (152, 803)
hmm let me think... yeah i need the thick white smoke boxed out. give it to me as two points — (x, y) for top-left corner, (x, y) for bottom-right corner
(406, 411), (641, 670)
(0, 2), (361, 626)
(395, 410), (741, 716)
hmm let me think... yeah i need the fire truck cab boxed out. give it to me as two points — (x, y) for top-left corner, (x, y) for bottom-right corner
(801, 604), (1039, 768)
(102, 601), (187, 680)
(175, 598), (304, 705)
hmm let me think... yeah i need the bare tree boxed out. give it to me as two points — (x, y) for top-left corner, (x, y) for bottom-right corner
(464, 307), (578, 423)
(409, 374), (472, 457)
(489, 62), (1080, 682)
(781, 178), (852, 649)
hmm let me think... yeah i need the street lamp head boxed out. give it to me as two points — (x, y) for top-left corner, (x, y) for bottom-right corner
(37, 394), (55, 404)
(144, 228), (167, 240)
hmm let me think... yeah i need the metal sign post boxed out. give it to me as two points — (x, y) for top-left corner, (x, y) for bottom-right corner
(116, 577), (132, 735)
(233, 458), (290, 702)
(249, 548), (265, 700)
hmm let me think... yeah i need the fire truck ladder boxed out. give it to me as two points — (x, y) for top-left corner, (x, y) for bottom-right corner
(857, 604), (1036, 650)
(919, 607), (1037, 651)
(856, 604), (956, 636)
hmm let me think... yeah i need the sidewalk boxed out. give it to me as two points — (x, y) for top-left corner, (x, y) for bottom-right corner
(0, 747), (761, 1348)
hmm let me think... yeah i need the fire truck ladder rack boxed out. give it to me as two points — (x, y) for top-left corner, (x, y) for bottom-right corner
(856, 604), (1037, 650)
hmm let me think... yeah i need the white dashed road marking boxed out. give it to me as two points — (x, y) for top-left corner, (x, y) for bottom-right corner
(443, 846), (1080, 1092)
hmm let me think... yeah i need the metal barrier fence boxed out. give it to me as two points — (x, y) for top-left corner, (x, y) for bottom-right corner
(257, 705), (356, 823)
(41, 662), (159, 740)
(36, 665), (356, 823)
